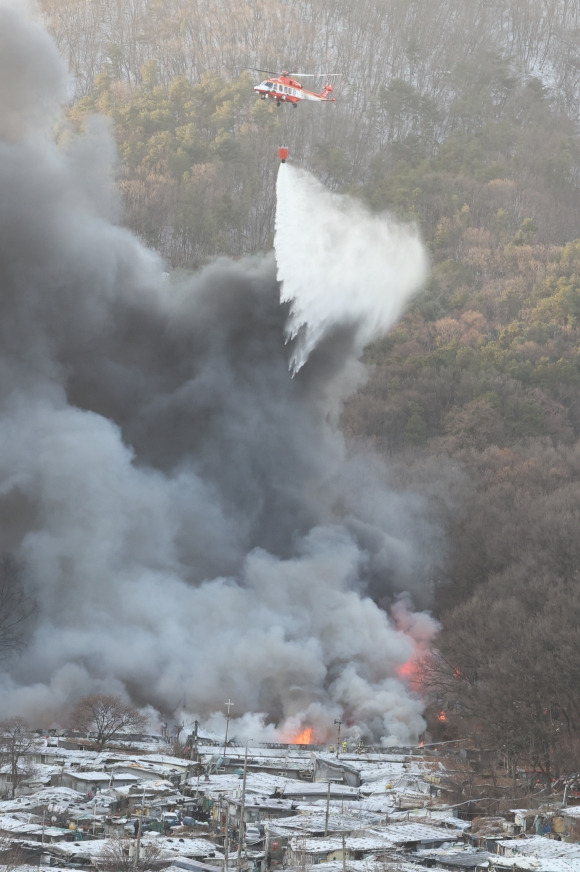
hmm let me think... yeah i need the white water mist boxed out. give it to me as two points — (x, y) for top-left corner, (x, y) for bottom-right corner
(275, 164), (429, 373)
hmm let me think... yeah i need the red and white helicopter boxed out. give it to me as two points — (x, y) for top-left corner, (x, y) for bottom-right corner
(253, 69), (339, 107)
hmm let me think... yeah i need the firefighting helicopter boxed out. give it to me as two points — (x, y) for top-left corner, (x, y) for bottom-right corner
(253, 69), (339, 107)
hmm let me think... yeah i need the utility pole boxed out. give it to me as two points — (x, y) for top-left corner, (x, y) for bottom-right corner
(133, 814), (142, 872)
(224, 802), (230, 872)
(237, 745), (249, 871)
(223, 700), (234, 760)
(190, 719), (199, 760)
(264, 823), (271, 872)
(324, 781), (331, 836)
(334, 718), (342, 758)
(38, 809), (45, 869)
(133, 787), (145, 872)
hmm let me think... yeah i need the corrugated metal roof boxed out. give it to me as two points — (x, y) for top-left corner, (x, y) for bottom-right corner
(496, 837), (580, 859)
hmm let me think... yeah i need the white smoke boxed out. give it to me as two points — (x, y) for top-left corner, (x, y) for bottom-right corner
(275, 165), (429, 374)
(0, 2), (439, 745)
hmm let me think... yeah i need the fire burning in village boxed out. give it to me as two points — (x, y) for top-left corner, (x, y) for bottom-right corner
(0, 2), (438, 748)
(286, 726), (317, 745)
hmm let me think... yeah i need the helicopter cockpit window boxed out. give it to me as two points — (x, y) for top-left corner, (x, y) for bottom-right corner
(260, 81), (273, 89)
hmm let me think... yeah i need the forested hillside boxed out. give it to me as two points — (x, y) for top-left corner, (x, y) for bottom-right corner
(40, 0), (580, 263)
(40, 0), (580, 782)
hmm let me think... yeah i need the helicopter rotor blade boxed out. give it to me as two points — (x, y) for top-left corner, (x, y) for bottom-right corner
(251, 68), (341, 79)
(252, 68), (319, 78)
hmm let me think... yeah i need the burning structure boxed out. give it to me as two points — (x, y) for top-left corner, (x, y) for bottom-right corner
(0, 2), (438, 745)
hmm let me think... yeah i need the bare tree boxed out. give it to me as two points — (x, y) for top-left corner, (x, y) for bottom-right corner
(0, 845), (28, 872)
(0, 554), (35, 657)
(0, 717), (37, 798)
(69, 694), (148, 750)
(95, 835), (165, 872)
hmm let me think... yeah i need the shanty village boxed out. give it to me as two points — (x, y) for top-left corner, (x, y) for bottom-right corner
(2, 721), (580, 872)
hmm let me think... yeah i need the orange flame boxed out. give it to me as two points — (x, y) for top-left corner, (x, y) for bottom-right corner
(438, 710), (447, 722)
(290, 726), (315, 744)
(397, 658), (423, 691)
(280, 725), (317, 744)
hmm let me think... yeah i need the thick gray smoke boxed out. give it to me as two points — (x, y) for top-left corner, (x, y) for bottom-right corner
(0, 2), (439, 744)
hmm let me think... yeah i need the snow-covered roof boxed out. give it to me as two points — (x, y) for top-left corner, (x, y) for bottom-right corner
(380, 821), (461, 844)
(339, 798), (397, 815)
(283, 804), (383, 828)
(386, 808), (471, 830)
(0, 814), (71, 840)
(199, 770), (312, 799)
(282, 819), (461, 848)
(48, 837), (121, 860)
(136, 754), (193, 769)
(281, 782), (359, 798)
(66, 771), (126, 783)
(493, 860), (580, 872)
(496, 837), (580, 859)
(0, 787), (85, 815)
(47, 834), (221, 863)
(164, 863), (222, 872)
(159, 836), (224, 860)
(266, 811), (370, 836)
(317, 753), (444, 778)
(310, 861), (441, 872)
(415, 846), (495, 867)
(198, 745), (313, 761)
(288, 825), (459, 856)
(289, 835), (391, 854)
